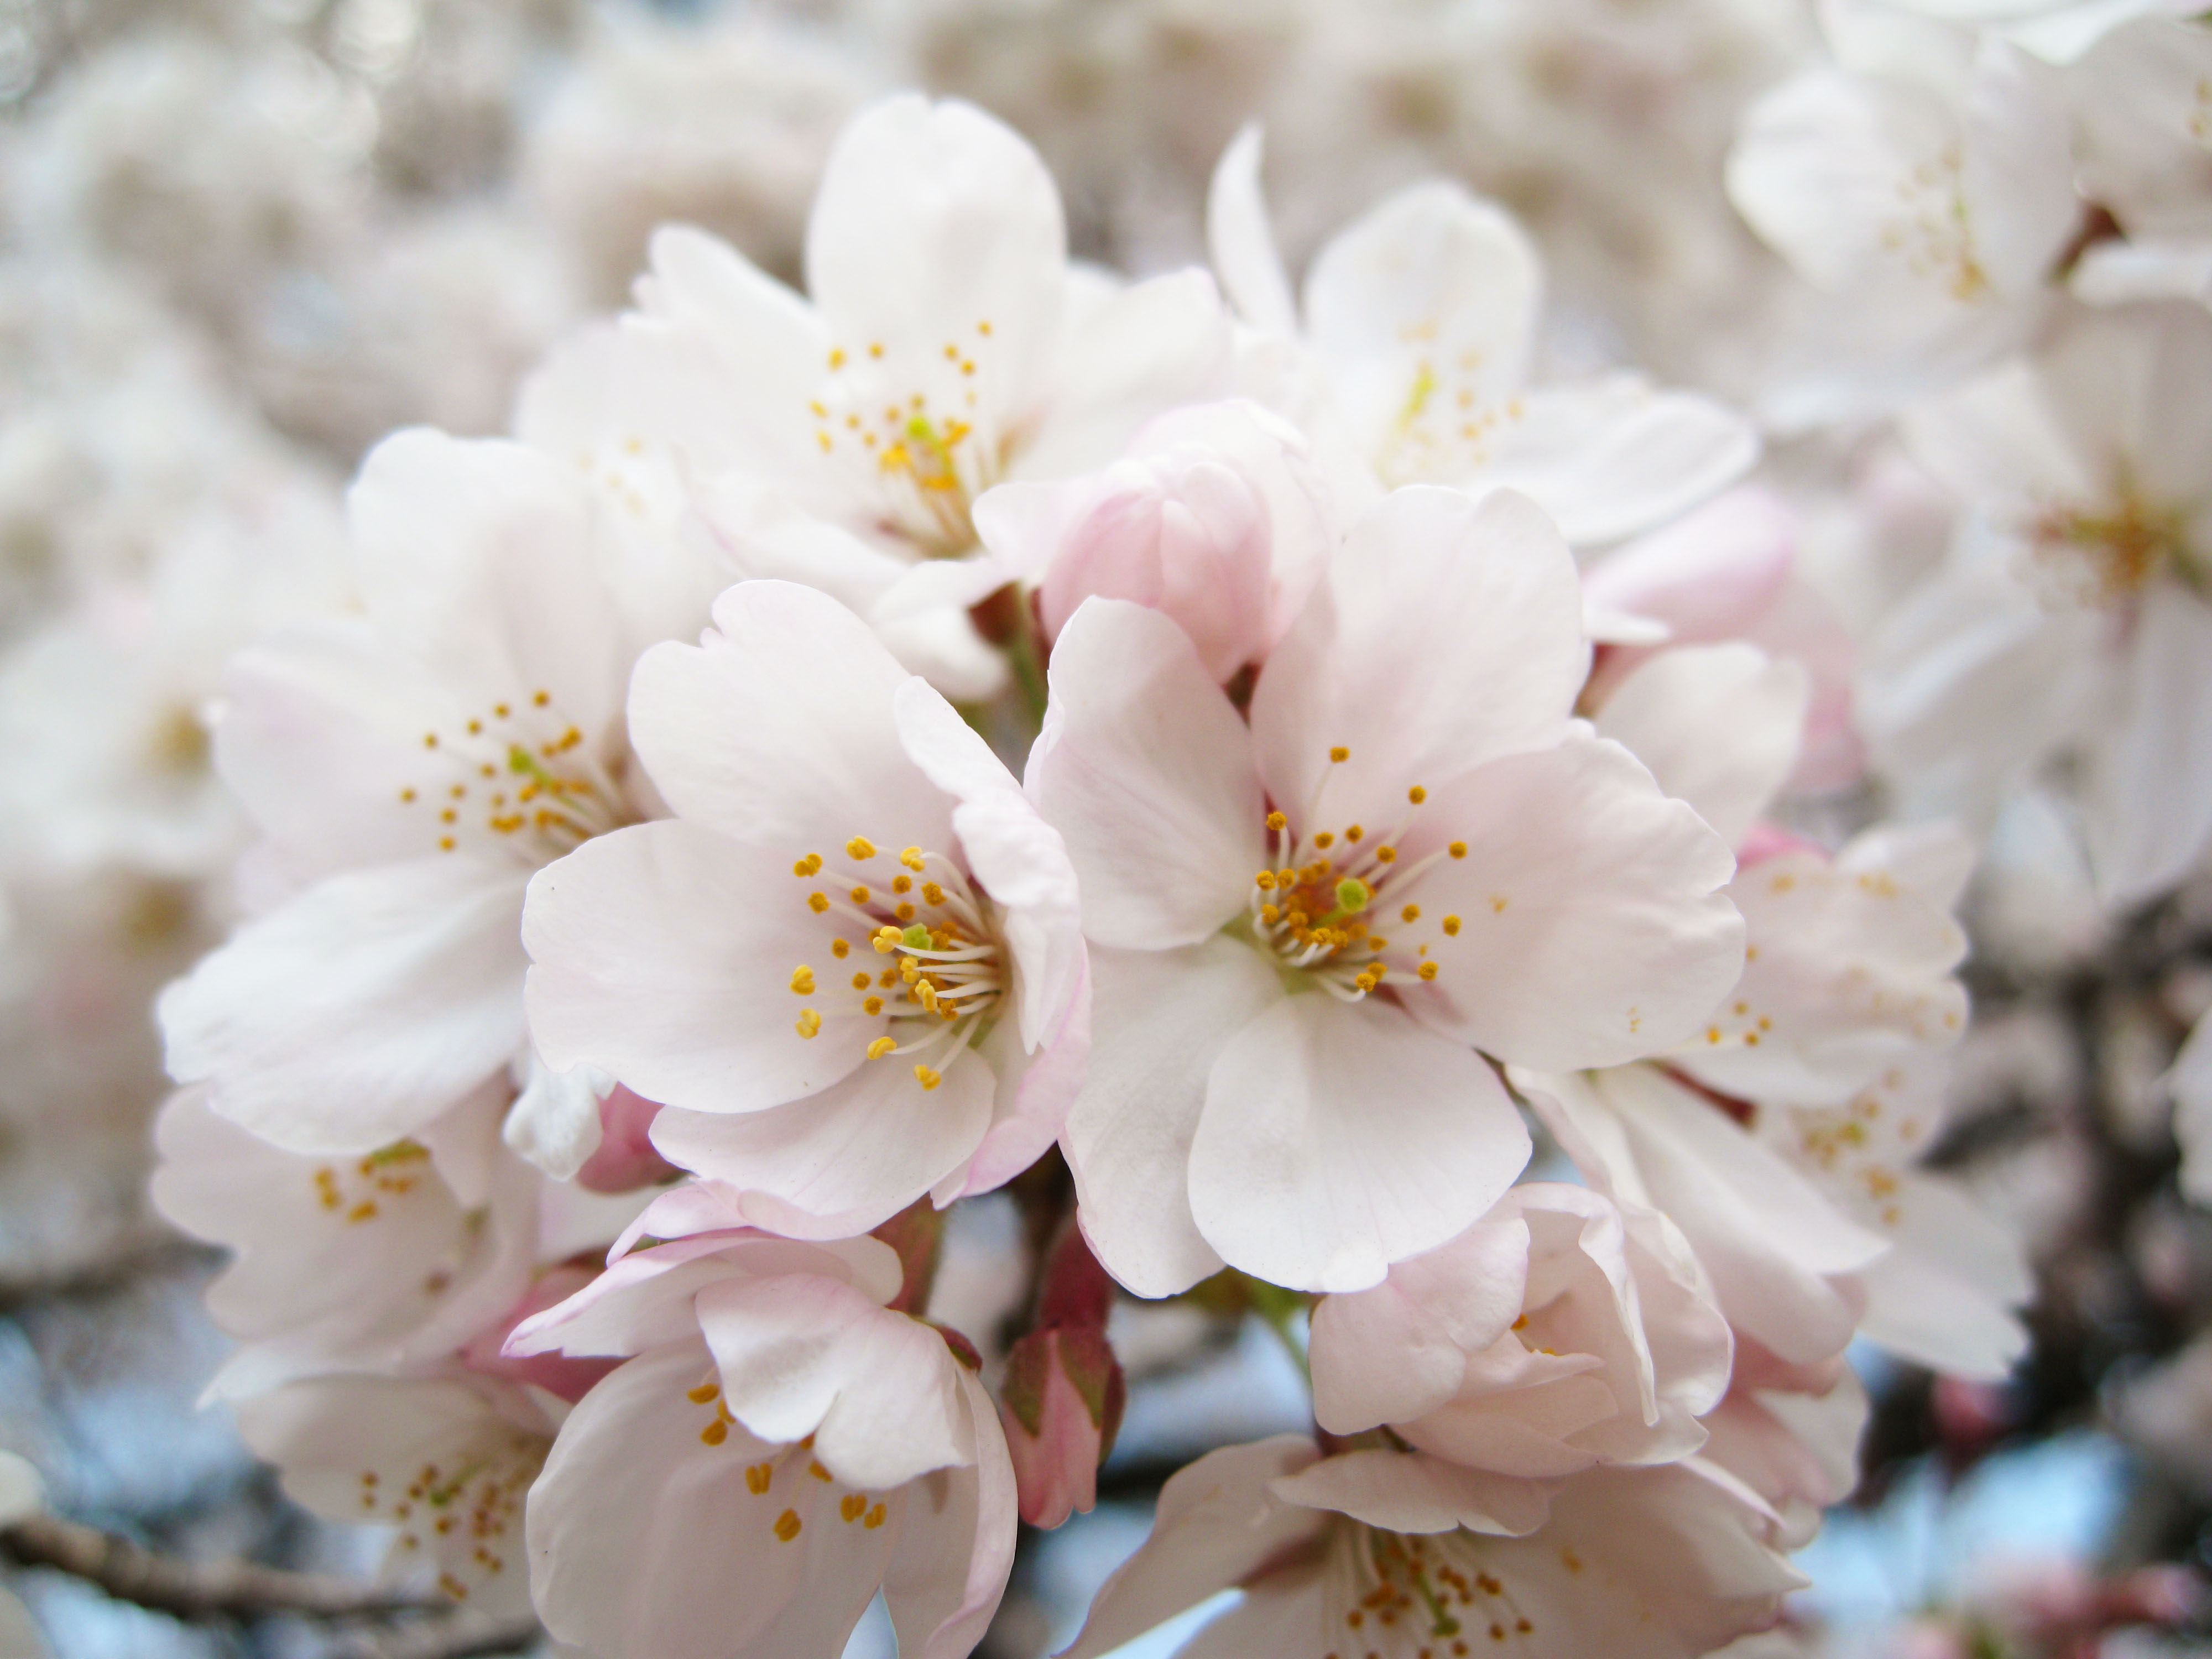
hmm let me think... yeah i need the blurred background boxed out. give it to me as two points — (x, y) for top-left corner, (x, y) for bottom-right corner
(1, 0), (2206, 1655)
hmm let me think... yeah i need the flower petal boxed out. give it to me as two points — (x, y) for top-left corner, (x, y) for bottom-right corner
(1190, 994), (1530, 1292)
(1592, 644), (1809, 849)
(1204, 126), (1299, 339)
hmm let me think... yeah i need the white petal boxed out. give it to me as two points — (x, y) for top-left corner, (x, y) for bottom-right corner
(160, 858), (526, 1153)
(1309, 1219), (1531, 1432)
(1474, 379), (1758, 547)
(502, 1051), (609, 1181)
(1026, 598), (1264, 950)
(1858, 1171), (2028, 1379)
(2086, 582), (2212, 907)
(1250, 487), (1586, 835)
(1593, 644), (1809, 849)
(1063, 941), (1281, 1297)
(1270, 1448), (1552, 1537)
(882, 1369), (1019, 1659)
(523, 821), (876, 1114)
(1205, 126), (1299, 338)
(1400, 733), (1744, 1071)
(1190, 995), (1530, 1292)
(1060, 1436), (1324, 1659)
(696, 1275), (972, 1491)
(628, 580), (954, 854)
(646, 1048), (994, 1237)
(1957, 37), (2078, 291)
(527, 1341), (886, 1659)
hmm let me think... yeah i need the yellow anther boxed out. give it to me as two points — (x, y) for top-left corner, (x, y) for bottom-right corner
(1448, 841), (1467, 858)
(874, 926), (902, 952)
(686, 1382), (719, 1404)
(1418, 961), (1439, 981)
(808, 893), (831, 914)
(792, 856), (815, 877)
(790, 967), (815, 995)
(700, 1420), (728, 1446)
(1407, 785), (1427, 804)
(864, 999), (885, 1019)
(1255, 872), (1277, 890)
(422, 733), (438, 749)
(841, 1494), (868, 1523)
(1345, 825), (1364, 842)
(847, 838), (877, 860)
(439, 836), (456, 852)
(1266, 810), (1287, 832)
(900, 847), (926, 871)
(1442, 914), (1462, 935)
(808, 1460), (833, 1481)
(896, 902), (917, 921)
(1329, 746), (1350, 763)
(921, 883), (946, 905)
(1260, 904), (1280, 924)
(831, 938), (850, 959)
(1375, 846), (1396, 863)
(849, 885), (870, 904)
(852, 972), (871, 990)
(892, 875), (912, 894)
(774, 1510), (802, 1542)
(795, 1010), (822, 1039)
(915, 1066), (942, 1092)
(1401, 904), (1421, 922)
(866, 1036), (895, 1059)
(864, 1503), (886, 1528)
(1313, 831), (1334, 849)
(466, 719), (482, 735)
(399, 787), (416, 803)
(828, 348), (846, 368)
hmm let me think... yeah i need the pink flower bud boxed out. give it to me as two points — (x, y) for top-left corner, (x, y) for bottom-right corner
(1036, 453), (1275, 682)
(998, 1324), (1124, 1530)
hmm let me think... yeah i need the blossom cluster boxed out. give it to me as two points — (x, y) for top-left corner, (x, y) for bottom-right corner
(127, 58), (2080, 1652)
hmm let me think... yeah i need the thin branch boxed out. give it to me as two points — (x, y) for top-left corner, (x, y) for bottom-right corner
(327, 1613), (544, 1659)
(0, 1511), (443, 1623)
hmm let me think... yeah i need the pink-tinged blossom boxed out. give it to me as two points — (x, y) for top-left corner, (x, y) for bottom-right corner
(998, 1222), (1125, 1530)
(507, 1228), (1014, 1659)
(1207, 128), (1757, 545)
(1029, 485), (1742, 1295)
(155, 428), (707, 1177)
(523, 579), (1086, 1239)
(1303, 1185), (1732, 1535)
(1061, 1437), (1802, 1659)
(974, 399), (1337, 684)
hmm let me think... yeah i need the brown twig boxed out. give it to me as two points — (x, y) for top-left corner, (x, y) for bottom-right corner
(0, 1511), (443, 1623)
(327, 1613), (544, 1659)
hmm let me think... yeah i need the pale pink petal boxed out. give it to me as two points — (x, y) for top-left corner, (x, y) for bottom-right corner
(1396, 733), (1744, 1071)
(2086, 583), (2212, 907)
(1309, 1219), (1531, 1432)
(1059, 1436), (1325, 1659)
(884, 1369), (1019, 1659)
(1270, 1448), (1553, 1537)
(1592, 644), (1810, 849)
(1205, 126), (1299, 339)
(159, 857), (526, 1154)
(627, 580), (956, 854)
(1062, 941), (1280, 1298)
(645, 1048), (995, 1237)
(1250, 487), (1586, 837)
(1190, 994), (1530, 1292)
(524, 821), (879, 1114)
(1027, 598), (1264, 950)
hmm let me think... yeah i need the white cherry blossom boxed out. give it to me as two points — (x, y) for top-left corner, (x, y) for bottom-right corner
(155, 428), (705, 1176)
(1206, 128), (1757, 545)
(521, 579), (1086, 1239)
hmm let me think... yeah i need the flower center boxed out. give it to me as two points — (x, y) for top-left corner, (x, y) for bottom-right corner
(1884, 142), (1989, 302)
(1322, 1517), (1543, 1655)
(2027, 491), (2189, 607)
(682, 1379), (889, 1542)
(786, 837), (1008, 1092)
(1245, 748), (1463, 1000)
(403, 688), (633, 865)
(1376, 351), (1527, 489)
(810, 324), (1015, 559)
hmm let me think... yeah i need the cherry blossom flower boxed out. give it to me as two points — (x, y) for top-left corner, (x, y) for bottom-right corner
(1302, 1185), (1733, 1531)
(1061, 1436), (1801, 1659)
(155, 427), (709, 1177)
(1206, 128), (1757, 545)
(1878, 0), (2202, 64)
(1727, 7), (2078, 422)
(1028, 486), (1743, 1294)
(521, 578), (1086, 1238)
(506, 1228), (1014, 1659)
(1875, 300), (2212, 905)
(545, 93), (1234, 697)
